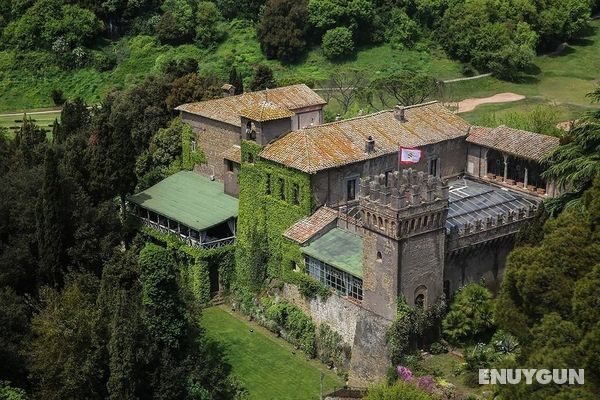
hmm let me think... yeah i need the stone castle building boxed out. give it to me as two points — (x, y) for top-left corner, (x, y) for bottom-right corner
(130, 84), (561, 382)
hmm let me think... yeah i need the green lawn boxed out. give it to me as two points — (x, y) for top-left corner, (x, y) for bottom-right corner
(450, 19), (600, 123)
(202, 306), (344, 400)
(0, 109), (59, 140)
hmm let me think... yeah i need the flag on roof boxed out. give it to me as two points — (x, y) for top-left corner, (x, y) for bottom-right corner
(399, 147), (422, 164)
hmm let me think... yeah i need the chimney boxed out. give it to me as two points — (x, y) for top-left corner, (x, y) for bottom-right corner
(394, 104), (405, 121)
(365, 135), (375, 153)
(221, 83), (235, 97)
(335, 113), (341, 121)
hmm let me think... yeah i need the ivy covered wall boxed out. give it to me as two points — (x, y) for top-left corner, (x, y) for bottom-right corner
(141, 226), (234, 306)
(235, 140), (318, 293)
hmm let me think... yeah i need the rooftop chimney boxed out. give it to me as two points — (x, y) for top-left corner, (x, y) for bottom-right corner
(394, 104), (405, 121)
(335, 113), (341, 121)
(365, 135), (375, 153)
(221, 83), (235, 97)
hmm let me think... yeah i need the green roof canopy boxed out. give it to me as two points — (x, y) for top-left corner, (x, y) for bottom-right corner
(301, 228), (363, 278)
(128, 171), (239, 232)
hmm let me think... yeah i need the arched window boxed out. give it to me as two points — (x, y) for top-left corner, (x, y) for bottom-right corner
(376, 251), (382, 262)
(414, 285), (427, 308)
(245, 121), (257, 141)
(378, 216), (383, 230)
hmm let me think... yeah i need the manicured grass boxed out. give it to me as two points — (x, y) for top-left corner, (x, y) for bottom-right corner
(448, 19), (600, 122)
(202, 306), (344, 400)
(0, 110), (59, 140)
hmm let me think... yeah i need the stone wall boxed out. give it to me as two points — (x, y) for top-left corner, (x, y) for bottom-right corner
(291, 107), (323, 130)
(181, 111), (240, 181)
(279, 283), (392, 385)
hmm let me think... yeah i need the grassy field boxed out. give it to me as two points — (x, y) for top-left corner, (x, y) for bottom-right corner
(452, 20), (600, 124)
(202, 306), (344, 400)
(0, 109), (60, 140)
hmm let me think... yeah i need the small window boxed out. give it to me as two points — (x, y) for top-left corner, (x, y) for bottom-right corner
(266, 174), (272, 195)
(279, 178), (285, 200)
(191, 139), (197, 152)
(346, 178), (356, 201)
(376, 251), (382, 262)
(226, 160), (234, 172)
(429, 158), (438, 177)
(292, 183), (300, 205)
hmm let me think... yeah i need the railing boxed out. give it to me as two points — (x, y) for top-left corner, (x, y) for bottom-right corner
(140, 218), (235, 249)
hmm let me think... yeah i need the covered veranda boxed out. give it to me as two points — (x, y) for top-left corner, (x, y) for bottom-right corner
(128, 171), (239, 248)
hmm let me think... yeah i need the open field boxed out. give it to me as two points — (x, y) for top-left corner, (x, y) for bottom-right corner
(202, 306), (344, 400)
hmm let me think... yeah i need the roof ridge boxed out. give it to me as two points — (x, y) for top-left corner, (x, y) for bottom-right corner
(403, 100), (439, 110)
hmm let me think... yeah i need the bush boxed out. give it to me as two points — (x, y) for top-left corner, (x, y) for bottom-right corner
(322, 27), (354, 60)
(442, 284), (494, 345)
(428, 341), (448, 355)
(51, 89), (65, 106)
(387, 8), (420, 48)
(364, 380), (434, 400)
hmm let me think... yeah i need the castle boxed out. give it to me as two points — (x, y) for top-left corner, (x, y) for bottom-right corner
(129, 84), (560, 382)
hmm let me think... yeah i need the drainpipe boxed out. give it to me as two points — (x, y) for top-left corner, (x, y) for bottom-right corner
(503, 154), (508, 181)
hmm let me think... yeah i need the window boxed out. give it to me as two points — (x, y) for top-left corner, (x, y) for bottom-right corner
(428, 158), (438, 177)
(292, 183), (300, 205)
(245, 121), (256, 141)
(384, 170), (393, 186)
(191, 139), (197, 152)
(278, 178), (285, 200)
(266, 174), (272, 194)
(415, 294), (425, 309)
(346, 178), (356, 201)
(376, 251), (382, 262)
(305, 256), (363, 301)
(226, 160), (234, 172)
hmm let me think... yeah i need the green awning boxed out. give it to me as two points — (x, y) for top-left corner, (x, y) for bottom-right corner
(302, 228), (363, 278)
(128, 171), (239, 232)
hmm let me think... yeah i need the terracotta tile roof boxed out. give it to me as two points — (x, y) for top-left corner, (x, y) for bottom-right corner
(176, 84), (326, 127)
(467, 125), (560, 161)
(240, 101), (295, 122)
(221, 145), (241, 164)
(283, 206), (338, 244)
(260, 102), (470, 173)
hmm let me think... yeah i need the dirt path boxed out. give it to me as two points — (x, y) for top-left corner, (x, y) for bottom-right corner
(0, 108), (62, 117)
(456, 92), (525, 113)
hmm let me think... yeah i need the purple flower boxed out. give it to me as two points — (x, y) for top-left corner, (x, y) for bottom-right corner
(416, 375), (436, 394)
(396, 365), (413, 381)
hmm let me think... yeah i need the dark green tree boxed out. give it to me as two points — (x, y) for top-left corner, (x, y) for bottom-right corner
(229, 67), (244, 94)
(55, 98), (90, 144)
(257, 0), (309, 62)
(36, 147), (67, 287)
(249, 64), (276, 91)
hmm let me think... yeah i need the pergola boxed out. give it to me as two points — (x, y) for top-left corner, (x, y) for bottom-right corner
(128, 171), (239, 248)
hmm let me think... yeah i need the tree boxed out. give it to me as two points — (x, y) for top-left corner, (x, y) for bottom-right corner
(367, 70), (442, 109)
(165, 73), (221, 112)
(155, 0), (195, 44)
(0, 288), (29, 388)
(14, 116), (47, 168)
(257, 0), (309, 62)
(195, 1), (226, 48)
(55, 98), (90, 144)
(307, 0), (375, 36)
(36, 147), (67, 287)
(543, 88), (600, 196)
(327, 68), (368, 115)
(386, 8), (420, 48)
(249, 65), (277, 91)
(442, 284), (495, 344)
(322, 27), (354, 60)
(229, 67), (244, 94)
(215, 0), (266, 20)
(28, 274), (106, 400)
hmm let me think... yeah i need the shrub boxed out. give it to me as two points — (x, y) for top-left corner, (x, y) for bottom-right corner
(387, 8), (420, 48)
(428, 341), (448, 355)
(316, 324), (350, 368)
(365, 380), (434, 400)
(322, 27), (354, 60)
(442, 283), (494, 345)
(51, 89), (65, 106)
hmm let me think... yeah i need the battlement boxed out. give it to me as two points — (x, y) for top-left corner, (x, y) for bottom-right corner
(359, 169), (449, 239)
(359, 169), (449, 210)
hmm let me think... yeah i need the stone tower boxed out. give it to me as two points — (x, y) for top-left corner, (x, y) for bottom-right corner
(359, 169), (449, 320)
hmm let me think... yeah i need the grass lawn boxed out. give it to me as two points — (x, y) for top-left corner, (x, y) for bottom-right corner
(0, 109), (59, 140)
(450, 19), (600, 123)
(202, 306), (344, 400)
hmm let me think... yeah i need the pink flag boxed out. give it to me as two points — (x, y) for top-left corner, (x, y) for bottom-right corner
(399, 147), (422, 165)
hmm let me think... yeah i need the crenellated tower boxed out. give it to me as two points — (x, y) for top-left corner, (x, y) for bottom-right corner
(359, 169), (449, 320)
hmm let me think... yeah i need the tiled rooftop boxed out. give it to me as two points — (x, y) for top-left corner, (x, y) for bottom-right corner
(466, 124), (559, 161)
(240, 101), (295, 122)
(259, 102), (470, 174)
(283, 206), (338, 244)
(176, 84), (326, 127)
(221, 145), (241, 164)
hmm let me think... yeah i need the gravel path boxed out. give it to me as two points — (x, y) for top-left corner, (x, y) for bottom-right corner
(456, 92), (525, 113)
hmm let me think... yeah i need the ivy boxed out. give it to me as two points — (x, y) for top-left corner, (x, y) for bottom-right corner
(235, 140), (314, 293)
(181, 120), (206, 170)
(140, 226), (235, 305)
